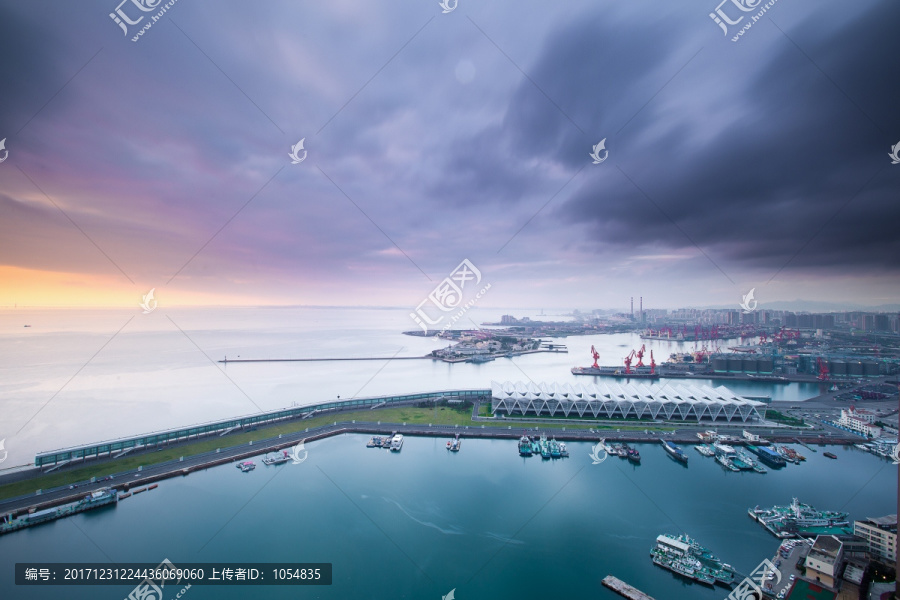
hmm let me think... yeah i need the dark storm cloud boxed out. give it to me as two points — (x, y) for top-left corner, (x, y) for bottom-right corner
(535, 2), (900, 275)
(0, 0), (896, 306)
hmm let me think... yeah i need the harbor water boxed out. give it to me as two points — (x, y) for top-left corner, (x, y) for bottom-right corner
(0, 434), (893, 599)
(0, 307), (825, 466)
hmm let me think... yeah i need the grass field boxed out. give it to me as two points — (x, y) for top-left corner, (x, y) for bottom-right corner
(765, 410), (805, 427)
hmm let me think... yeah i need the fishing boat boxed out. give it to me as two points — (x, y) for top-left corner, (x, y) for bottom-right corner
(262, 450), (290, 465)
(448, 434), (461, 452)
(550, 438), (561, 459)
(694, 444), (714, 457)
(518, 435), (533, 456)
(626, 446), (641, 464)
(389, 434), (404, 452)
(238, 461), (255, 472)
(777, 445), (802, 464)
(558, 442), (569, 457)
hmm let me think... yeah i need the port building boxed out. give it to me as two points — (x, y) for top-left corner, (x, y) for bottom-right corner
(804, 535), (844, 588)
(853, 515), (897, 563)
(490, 381), (766, 422)
(837, 406), (882, 438)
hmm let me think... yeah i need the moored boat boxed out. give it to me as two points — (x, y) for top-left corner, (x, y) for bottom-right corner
(518, 434), (533, 456)
(262, 450), (291, 465)
(661, 439), (688, 463)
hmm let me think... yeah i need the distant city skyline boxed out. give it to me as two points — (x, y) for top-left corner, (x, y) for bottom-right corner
(1, 0), (898, 310)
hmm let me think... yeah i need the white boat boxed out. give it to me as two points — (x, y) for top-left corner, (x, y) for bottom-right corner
(694, 444), (714, 457)
(390, 434), (404, 452)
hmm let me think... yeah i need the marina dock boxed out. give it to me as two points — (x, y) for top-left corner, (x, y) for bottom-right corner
(602, 576), (656, 600)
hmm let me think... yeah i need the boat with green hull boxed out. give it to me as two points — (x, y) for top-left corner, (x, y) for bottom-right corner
(651, 533), (735, 586)
(1, 488), (118, 537)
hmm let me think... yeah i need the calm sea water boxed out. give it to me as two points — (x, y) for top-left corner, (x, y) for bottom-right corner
(1, 307), (825, 466)
(0, 435), (894, 600)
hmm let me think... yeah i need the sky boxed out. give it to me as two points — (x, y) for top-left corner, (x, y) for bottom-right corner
(0, 0), (898, 312)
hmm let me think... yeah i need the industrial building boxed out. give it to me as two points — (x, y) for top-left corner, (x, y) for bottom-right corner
(490, 381), (766, 422)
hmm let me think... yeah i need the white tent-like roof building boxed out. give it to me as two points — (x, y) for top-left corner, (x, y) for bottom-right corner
(490, 380), (766, 422)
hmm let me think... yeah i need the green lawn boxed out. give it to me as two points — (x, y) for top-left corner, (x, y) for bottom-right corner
(0, 404), (474, 501)
(765, 410), (805, 426)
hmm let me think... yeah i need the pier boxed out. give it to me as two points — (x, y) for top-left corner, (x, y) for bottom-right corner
(219, 356), (431, 363)
(602, 575), (656, 600)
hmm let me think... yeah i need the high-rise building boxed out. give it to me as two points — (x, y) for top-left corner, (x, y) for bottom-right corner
(854, 515), (897, 563)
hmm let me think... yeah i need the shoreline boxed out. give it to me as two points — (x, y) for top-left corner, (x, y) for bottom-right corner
(0, 415), (864, 519)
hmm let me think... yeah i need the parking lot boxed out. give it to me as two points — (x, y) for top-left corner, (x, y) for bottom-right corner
(762, 538), (812, 599)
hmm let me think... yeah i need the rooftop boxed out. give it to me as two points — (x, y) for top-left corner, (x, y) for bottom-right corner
(809, 535), (843, 558)
(860, 515), (898, 529)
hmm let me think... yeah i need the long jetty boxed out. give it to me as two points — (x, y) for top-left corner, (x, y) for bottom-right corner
(219, 356), (430, 363)
(602, 576), (656, 600)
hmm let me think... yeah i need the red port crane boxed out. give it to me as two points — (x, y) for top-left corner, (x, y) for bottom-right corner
(590, 345), (600, 369)
(624, 350), (636, 374)
(816, 357), (830, 381)
(635, 344), (646, 367)
(650, 350), (656, 375)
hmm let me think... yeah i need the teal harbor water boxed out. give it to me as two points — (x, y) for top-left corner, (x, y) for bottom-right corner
(1, 436), (894, 600)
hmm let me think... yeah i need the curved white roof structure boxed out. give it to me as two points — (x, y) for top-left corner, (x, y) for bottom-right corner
(490, 380), (765, 422)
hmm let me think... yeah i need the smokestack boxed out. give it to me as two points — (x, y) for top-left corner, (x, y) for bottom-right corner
(640, 297), (643, 323)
